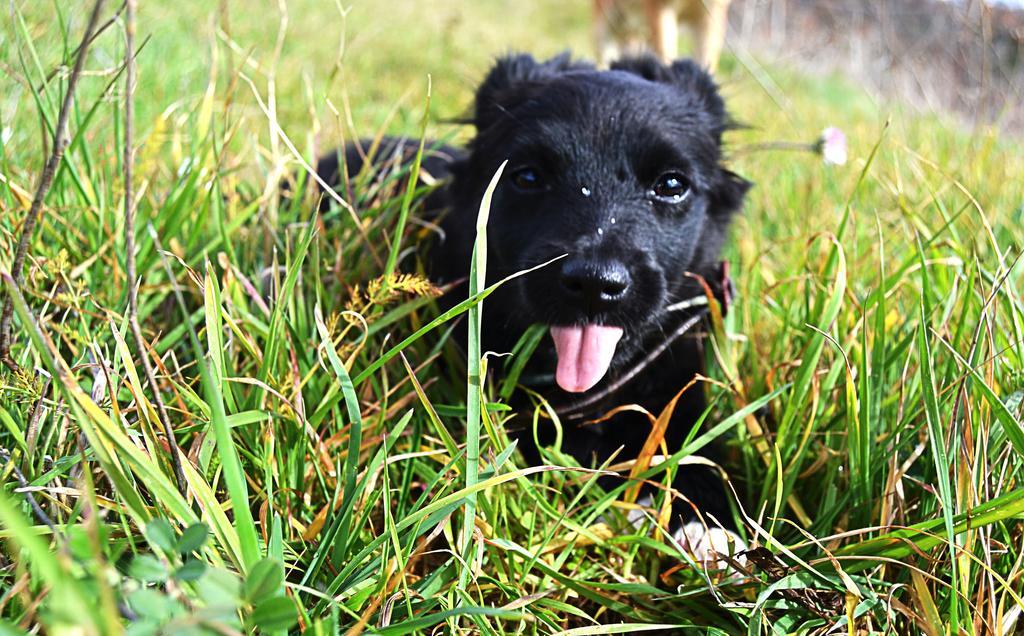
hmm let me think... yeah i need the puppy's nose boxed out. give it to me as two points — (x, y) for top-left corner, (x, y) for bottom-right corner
(559, 259), (632, 309)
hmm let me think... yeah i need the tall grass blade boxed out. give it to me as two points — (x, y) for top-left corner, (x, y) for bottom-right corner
(458, 160), (506, 589)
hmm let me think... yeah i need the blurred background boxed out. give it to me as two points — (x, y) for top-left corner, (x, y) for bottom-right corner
(118, 0), (1024, 134)
(732, 0), (1024, 131)
(4, 0), (1022, 153)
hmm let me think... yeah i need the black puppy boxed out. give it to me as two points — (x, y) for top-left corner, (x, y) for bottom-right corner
(317, 53), (749, 554)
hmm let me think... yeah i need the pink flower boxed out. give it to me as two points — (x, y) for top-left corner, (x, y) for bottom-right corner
(819, 127), (847, 166)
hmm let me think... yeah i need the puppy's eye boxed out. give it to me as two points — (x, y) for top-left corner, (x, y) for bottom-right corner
(652, 172), (691, 200)
(510, 166), (544, 191)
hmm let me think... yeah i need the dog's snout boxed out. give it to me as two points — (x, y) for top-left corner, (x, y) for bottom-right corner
(559, 258), (632, 309)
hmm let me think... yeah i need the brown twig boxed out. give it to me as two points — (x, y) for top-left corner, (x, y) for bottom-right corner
(0, 0), (108, 370)
(122, 0), (187, 497)
(732, 140), (817, 156)
(0, 448), (59, 537)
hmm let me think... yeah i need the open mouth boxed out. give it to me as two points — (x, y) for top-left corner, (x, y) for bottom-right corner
(549, 325), (624, 393)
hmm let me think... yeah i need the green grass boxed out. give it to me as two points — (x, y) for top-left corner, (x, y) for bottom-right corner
(1, 1), (1023, 633)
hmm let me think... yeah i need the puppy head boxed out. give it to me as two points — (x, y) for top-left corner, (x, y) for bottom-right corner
(452, 53), (749, 393)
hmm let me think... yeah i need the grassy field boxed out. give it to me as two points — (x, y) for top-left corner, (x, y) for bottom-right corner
(1, 1), (1023, 633)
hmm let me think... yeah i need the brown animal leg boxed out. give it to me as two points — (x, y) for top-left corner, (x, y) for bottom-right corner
(645, 1), (679, 62)
(594, 0), (621, 67)
(692, 0), (730, 72)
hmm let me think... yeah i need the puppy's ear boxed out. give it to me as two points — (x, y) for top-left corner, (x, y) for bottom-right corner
(710, 169), (751, 219)
(474, 53), (589, 129)
(609, 55), (676, 82)
(611, 56), (728, 137)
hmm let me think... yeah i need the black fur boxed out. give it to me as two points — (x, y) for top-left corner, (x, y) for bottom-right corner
(318, 53), (750, 526)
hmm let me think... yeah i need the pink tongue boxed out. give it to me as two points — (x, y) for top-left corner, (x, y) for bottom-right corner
(549, 325), (624, 393)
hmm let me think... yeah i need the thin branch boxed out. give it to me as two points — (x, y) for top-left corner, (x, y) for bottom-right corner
(0, 0), (108, 370)
(122, 0), (187, 497)
(732, 140), (816, 156)
(0, 448), (59, 536)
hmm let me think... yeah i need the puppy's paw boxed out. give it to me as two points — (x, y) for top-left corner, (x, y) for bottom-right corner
(672, 521), (747, 568)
